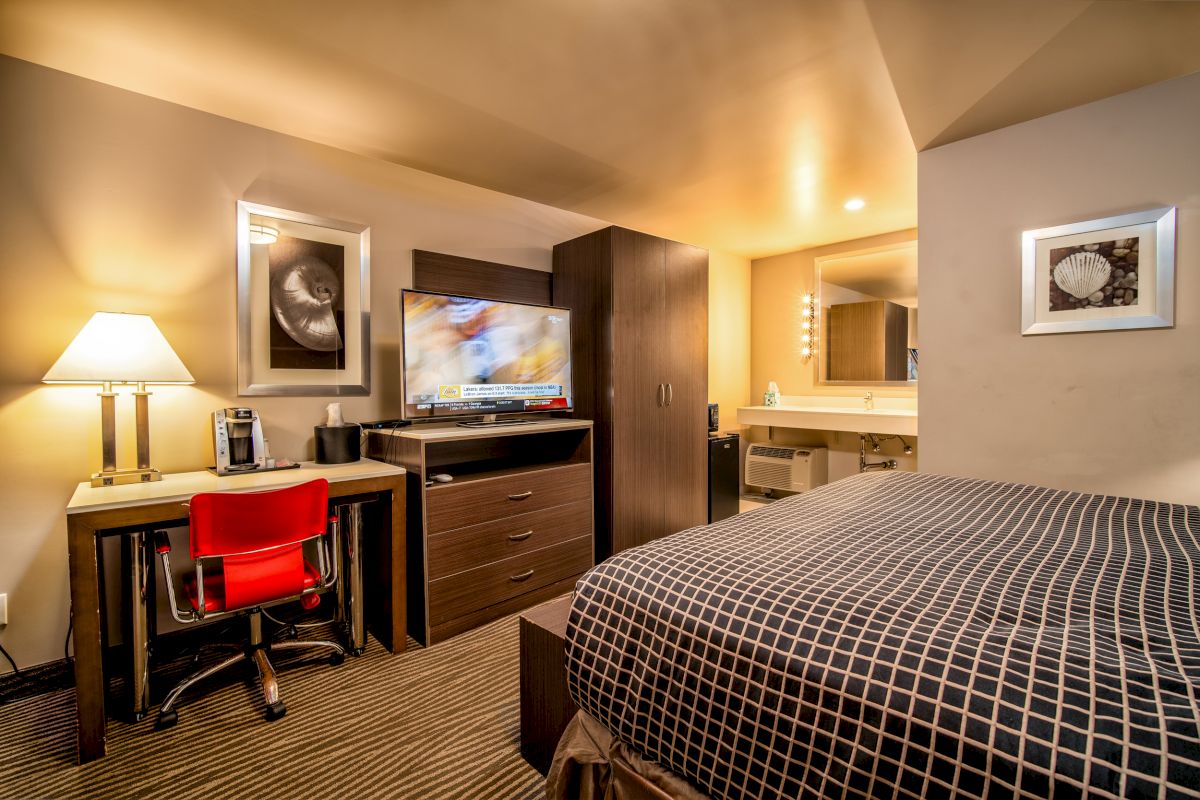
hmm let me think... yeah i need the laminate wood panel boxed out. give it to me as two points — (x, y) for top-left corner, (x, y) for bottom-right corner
(429, 574), (581, 645)
(364, 433), (427, 640)
(828, 300), (882, 381)
(428, 535), (592, 625)
(425, 463), (591, 534)
(412, 249), (552, 305)
(427, 500), (592, 579)
(827, 299), (910, 382)
(883, 301), (909, 381)
(553, 228), (613, 556)
(662, 239), (709, 538)
(610, 228), (667, 553)
(519, 594), (577, 775)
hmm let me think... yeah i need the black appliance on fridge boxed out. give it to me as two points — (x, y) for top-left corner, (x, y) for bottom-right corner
(708, 432), (740, 523)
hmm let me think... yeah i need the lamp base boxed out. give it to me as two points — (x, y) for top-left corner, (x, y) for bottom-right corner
(91, 467), (163, 488)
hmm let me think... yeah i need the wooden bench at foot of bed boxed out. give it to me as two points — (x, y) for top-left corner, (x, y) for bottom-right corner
(520, 594), (579, 775)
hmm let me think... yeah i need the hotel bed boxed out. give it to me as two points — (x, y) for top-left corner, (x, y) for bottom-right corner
(551, 471), (1200, 799)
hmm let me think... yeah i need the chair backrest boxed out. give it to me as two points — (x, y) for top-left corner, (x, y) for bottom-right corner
(189, 479), (330, 559)
(188, 479), (330, 611)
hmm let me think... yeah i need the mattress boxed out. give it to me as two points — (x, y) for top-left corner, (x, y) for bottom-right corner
(564, 471), (1200, 799)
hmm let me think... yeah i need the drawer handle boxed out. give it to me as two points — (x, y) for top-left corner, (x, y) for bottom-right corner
(510, 569), (535, 582)
(508, 530), (534, 542)
(507, 490), (533, 501)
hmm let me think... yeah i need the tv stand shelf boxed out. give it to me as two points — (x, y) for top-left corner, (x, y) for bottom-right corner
(366, 419), (593, 645)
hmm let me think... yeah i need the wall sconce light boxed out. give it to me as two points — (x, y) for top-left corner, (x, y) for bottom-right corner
(248, 223), (279, 245)
(800, 292), (816, 361)
(43, 312), (194, 486)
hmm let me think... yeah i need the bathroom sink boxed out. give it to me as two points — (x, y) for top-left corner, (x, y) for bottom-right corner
(736, 404), (918, 436)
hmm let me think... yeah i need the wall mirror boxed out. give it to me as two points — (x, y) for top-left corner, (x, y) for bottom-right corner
(815, 241), (917, 387)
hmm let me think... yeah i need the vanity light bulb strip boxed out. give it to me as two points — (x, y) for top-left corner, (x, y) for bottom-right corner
(800, 292), (816, 362)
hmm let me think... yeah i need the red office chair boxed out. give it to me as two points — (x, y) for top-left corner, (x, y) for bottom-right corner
(154, 478), (344, 729)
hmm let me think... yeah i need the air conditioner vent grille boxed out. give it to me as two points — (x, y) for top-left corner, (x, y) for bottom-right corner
(744, 444), (828, 493)
(748, 445), (806, 460)
(746, 461), (793, 489)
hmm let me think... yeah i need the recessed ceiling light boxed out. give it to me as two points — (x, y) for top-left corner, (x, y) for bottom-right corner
(843, 197), (866, 212)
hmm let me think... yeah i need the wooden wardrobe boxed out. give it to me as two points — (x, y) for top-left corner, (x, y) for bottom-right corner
(553, 226), (708, 559)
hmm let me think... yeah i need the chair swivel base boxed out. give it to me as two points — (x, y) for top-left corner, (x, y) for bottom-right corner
(155, 639), (344, 730)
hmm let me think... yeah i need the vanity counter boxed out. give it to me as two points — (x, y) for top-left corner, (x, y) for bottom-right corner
(737, 404), (918, 436)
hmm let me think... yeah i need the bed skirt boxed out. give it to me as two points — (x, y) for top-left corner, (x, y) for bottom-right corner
(547, 711), (710, 800)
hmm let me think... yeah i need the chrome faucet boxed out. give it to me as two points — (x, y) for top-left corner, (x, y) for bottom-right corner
(859, 434), (897, 473)
(863, 391), (874, 410)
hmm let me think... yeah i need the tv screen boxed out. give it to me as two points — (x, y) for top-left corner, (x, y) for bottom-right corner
(400, 290), (573, 420)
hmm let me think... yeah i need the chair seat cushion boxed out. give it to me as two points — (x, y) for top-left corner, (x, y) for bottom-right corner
(183, 559), (321, 613)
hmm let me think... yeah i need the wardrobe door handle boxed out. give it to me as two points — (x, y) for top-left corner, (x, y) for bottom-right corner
(666, 383), (673, 406)
(508, 530), (534, 542)
(508, 491), (533, 501)
(510, 569), (535, 582)
(657, 384), (665, 407)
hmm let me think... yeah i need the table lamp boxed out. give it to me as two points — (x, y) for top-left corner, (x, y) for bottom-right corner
(43, 312), (194, 487)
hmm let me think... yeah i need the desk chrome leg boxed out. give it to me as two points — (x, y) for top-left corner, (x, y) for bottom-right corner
(341, 503), (366, 655)
(125, 531), (151, 720)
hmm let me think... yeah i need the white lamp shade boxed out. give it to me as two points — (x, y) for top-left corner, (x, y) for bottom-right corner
(43, 312), (195, 384)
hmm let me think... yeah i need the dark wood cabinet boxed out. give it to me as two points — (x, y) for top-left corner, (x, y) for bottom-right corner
(366, 420), (593, 645)
(826, 299), (909, 381)
(554, 226), (708, 558)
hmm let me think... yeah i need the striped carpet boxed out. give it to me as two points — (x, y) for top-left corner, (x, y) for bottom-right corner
(0, 606), (548, 799)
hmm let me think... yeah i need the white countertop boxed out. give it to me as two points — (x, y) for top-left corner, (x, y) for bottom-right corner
(738, 404), (918, 437)
(67, 459), (405, 514)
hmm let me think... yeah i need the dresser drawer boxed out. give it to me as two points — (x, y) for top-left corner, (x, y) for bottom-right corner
(426, 463), (591, 534)
(428, 535), (593, 625)
(427, 500), (592, 580)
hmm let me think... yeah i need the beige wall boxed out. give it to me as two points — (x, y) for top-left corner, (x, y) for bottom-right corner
(748, 230), (919, 482)
(918, 72), (1200, 505)
(707, 250), (752, 427)
(750, 229), (918, 400)
(0, 57), (753, 671)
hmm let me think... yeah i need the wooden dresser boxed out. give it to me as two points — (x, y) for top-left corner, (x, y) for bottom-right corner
(366, 419), (593, 645)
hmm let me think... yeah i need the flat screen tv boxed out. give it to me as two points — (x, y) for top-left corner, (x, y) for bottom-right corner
(400, 289), (573, 422)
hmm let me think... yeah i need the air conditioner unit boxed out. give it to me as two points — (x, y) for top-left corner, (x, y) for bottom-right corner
(745, 444), (828, 493)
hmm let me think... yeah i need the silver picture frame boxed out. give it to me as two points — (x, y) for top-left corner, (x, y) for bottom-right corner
(1021, 207), (1175, 336)
(236, 201), (371, 396)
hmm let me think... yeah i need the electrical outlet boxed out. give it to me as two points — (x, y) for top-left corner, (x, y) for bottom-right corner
(0, 593), (7, 626)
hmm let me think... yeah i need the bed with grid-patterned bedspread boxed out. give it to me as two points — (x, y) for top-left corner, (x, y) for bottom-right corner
(564, 471), (1200, 799)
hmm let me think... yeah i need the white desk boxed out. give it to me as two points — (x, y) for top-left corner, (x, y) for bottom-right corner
(64, 458), (407, 763)
(67, 459), (406, 514)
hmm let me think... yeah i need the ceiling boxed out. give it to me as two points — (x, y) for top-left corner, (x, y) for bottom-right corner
(2, 0), (1198, 259)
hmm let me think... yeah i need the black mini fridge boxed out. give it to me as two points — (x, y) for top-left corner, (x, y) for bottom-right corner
(708, 433), (740, 523)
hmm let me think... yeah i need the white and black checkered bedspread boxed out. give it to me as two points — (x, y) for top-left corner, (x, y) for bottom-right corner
(565, 471), (1200, 799)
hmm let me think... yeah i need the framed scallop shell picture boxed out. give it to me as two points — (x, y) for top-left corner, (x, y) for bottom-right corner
(236, 201), (370, 395)
(1021, 206), (1175, 335)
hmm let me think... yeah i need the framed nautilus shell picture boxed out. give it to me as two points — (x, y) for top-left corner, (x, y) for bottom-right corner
(236, 201), (370, 395)
(1021, 206), (1175, 336)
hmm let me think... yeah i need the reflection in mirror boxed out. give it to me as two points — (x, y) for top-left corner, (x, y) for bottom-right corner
(816, 241), (917, 386)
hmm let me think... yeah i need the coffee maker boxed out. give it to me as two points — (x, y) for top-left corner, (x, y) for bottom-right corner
(212, 407), (266, 475)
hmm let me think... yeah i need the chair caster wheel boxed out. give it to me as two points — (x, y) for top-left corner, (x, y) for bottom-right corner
(156, 710), (178, 730)
(351, 647), (365, 657)
(329, 651), (345, 666)
(265, 701), (287, 721)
